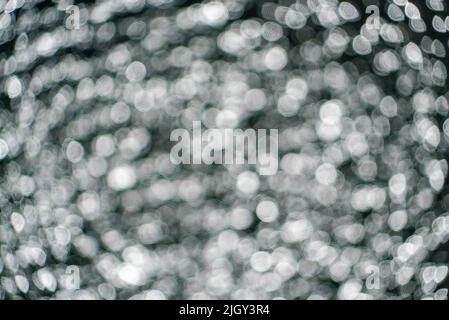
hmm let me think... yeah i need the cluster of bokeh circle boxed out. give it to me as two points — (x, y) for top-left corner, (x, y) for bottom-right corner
(1, 0), (449, 299)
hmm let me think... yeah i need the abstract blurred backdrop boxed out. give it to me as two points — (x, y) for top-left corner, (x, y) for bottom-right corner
(0, 0), (449, 300)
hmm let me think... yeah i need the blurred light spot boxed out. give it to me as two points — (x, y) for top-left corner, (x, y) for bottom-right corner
(264, 47), (287, 71)
(256, 200), (279, 223)
(107, 165), (137, 191)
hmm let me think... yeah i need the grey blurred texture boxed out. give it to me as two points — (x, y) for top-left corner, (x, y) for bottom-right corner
(0, 0), (449, 300)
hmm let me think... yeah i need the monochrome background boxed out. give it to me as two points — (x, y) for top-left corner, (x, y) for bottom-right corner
(0, 0), (449, 300)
